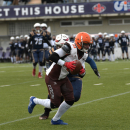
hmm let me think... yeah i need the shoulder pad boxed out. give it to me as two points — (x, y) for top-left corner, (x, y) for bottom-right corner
(62, 42), (71, 54)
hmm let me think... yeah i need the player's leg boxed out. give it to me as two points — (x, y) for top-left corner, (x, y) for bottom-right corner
(70, 77), (82, 102)
(125, 46), (129, 59)
(97, 48), (100, 61)
(112, 48), (115, 61)
(28, 75), (62, 113)
(51, 77), (74, 125)
(121, 47), (124, 60)
(32, 50), (38, 76)
(38, 50), (45, 78)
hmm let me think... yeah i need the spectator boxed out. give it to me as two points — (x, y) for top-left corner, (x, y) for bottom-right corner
(2, 0), (13, 6)
(13, 0), (19, 5)
(41, 0), (47, 4)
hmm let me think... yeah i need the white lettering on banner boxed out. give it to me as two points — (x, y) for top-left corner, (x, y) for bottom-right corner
(30, 7), (33, 15)
(0, 9), (2, 17)
(14, 8), (20, 16)
(71, 5), (77, 13)
(45, 5), (85, 15)
(22, 8), (28, 15)
(62, 6), (69, 14)
(45, 6), (52, 14)
(34, 7), (40, 15)
(53, 6), (61, 14)
(3, 8), (10, 16)
(78, 5), (84, 13)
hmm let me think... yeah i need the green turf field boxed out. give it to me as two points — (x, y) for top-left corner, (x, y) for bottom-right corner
(0, 61), (130, 130)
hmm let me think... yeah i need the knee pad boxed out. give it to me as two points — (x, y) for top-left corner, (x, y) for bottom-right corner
(66, 100), (74, 106)
(39, 62), (43, 66)
(33, 62), (37, 66)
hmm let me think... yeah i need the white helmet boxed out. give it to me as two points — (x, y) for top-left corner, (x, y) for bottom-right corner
(55, 34), (70, 48)
(24, 35), (28, 38)
(98, 32), (102, 35)
(34, 23), (41, 28)
(91, 35), (95, 38)
(16, 36), (20, 40)
(104, 32), (107, 36)
(121, 30), (125, 33)
(34, 23), (41, 33)
(105, 35), (109, 38)
(41, 23), (47, 28)
(10, 37), (15, 40)
(20, 35), (24, 39)
(110, 34), (114, 37)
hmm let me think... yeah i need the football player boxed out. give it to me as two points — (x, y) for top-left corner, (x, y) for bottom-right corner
(28, 23), (51, 78)
(96, 32), (105, 61)
(117, 30), (129, 60)
(40, 23), (54, 72)
(14, 36), (21, 63)
(9, 37), (15, 63)
(103, 35), (110, 61)
(28, 32), (100, 125)
(39, 34), (100, 120)
(90, 35), (97, 61)
(109, 34), (116, 61)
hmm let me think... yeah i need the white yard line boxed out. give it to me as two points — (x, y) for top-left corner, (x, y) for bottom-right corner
(30, 84), (41, 86)
(102, 68), (108, 70)
(0, 91), (130, 126)
(94, 83), (103, 85)
(126, 83), (130, 85)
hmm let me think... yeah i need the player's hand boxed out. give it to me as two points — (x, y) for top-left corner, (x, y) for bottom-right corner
(64, 61), (76, 71)
(79, 67), (85, 76)
(79, 67), (86, 78)
(93, 69), (100, 78)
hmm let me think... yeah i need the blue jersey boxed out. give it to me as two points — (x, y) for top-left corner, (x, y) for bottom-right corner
(96, 37), (104, 47)
(118, 35), (129, 46)
(29, 31), (45, 49)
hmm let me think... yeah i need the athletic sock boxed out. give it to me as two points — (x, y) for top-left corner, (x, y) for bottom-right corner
(33, 98), (51, 108)
(52, 101), (71, 121)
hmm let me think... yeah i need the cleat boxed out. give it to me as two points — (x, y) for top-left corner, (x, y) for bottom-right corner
(39, 108), (51, 120)
(38, 72), (42, 78)
(28, 96), (36, 114)
(32, 69), (36, 77)
(51, 119), (68, 125)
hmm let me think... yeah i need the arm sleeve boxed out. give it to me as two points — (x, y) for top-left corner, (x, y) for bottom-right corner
(86, 56), (97, 69)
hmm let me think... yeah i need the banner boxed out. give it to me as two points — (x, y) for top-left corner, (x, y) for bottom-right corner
(0, 2), (129, 19)
(114, 1), (130, 12)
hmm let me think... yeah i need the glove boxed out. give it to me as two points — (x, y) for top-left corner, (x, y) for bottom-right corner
(93, 69), (100, 78)
(79, 67), (86, 78)
(64, 61), (76, 72)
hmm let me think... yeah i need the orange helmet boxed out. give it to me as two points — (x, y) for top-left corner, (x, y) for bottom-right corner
(75, 32), (93, 52)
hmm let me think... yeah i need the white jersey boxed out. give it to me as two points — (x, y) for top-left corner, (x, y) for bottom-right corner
(46, 42), (88, 80)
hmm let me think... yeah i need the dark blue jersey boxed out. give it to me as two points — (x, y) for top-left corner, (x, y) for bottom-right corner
(9, 42), (15, 51)
(118, 35), (129, 46)
(14, 41), (21, 49)
(29, 31), (45, 49)
(96, 37), (104, 47)
(104, 40), (110, 48)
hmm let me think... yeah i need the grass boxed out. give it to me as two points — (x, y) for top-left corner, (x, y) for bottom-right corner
(0, 60), (130, 130)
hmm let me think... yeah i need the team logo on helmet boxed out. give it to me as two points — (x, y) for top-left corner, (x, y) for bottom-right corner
(92, 3), (106, 13)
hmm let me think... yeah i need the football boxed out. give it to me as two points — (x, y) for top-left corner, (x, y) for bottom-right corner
(70, 60), (82, 75)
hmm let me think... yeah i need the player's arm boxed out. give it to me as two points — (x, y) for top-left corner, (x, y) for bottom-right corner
(86, 56), (100, 78)
(49, 43), (76, 71)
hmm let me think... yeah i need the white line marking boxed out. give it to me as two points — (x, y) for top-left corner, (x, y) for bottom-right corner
(30, 84), (41, 86)
(0, 71), (5, 72)
(102, 68), (108, 70)
(0, 85), (10, 87)
(123, 68), (129, 70)
(0, 91), (130, 126)
(126, 83), (130, 85)
(94, 83), (103, 85)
